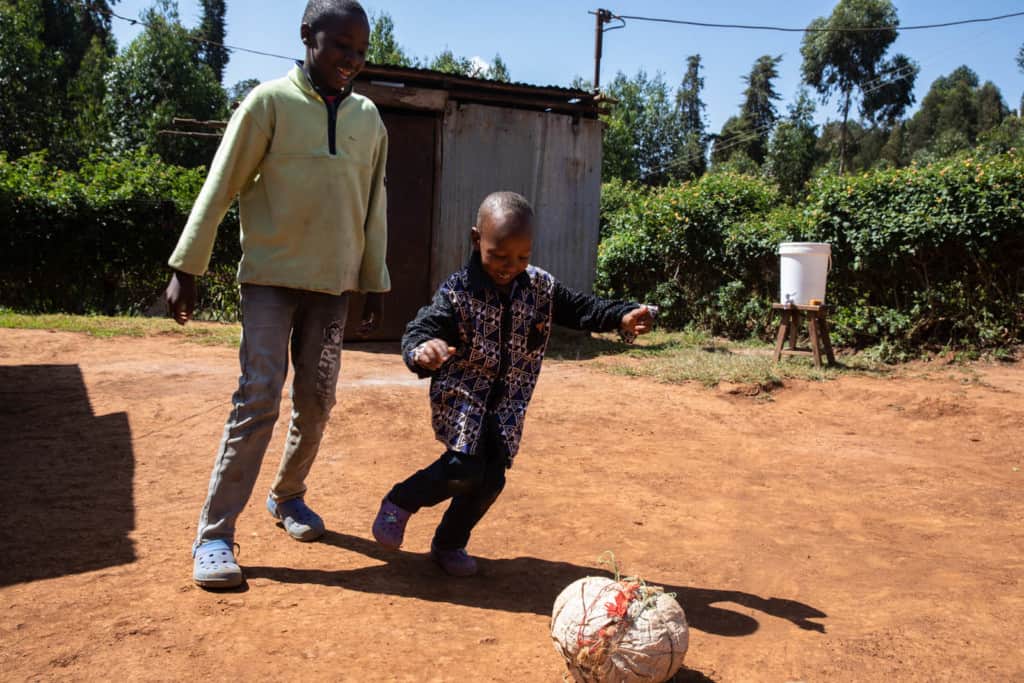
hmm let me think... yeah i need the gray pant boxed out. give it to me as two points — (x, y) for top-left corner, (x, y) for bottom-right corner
(193, 284), (349, 550)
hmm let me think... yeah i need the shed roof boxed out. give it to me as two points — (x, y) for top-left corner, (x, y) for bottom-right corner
(356, 63), (600, 118)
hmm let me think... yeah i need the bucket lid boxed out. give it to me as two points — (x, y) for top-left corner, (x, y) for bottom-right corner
(778, 242), (831, 255)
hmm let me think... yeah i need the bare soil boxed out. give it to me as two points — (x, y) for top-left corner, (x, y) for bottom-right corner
(1, 329), (1022, 682)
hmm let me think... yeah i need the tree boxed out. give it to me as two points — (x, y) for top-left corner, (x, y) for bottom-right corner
(800, 0), (917, 173)
(40, 0), (118, 87)
(671, 54), (708, 181)
(1018, 44), (1024, 114)
(197, 0), (229, 83)
(976, 81), (1008, 133)
(766, 90), (818, 200)
(66, 36), (115, 158)
(906, 66), (1008, 160)
(711, 55), (783, 168)
(601, 70), (684, 184)
(429, 49), (478, 77)
(879, 120), (908, 167)
(632, 72), (679, 184)
(860, 53), (917, 127)
(0, 0), (62, 158)
(606, 70), (687, 184)
(228, 78), (261, 106)
(104, 3), (227, 168)
(367, 11), (411, 67)
(739, 55), (783, 164)
(711, 115), (756, 167)
(486, 54), (510, 83)
(0, 0), (118, 162)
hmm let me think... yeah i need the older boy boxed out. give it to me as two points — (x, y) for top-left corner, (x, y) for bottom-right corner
(372, 192), (653, 576)
(166, 0), (388, 588)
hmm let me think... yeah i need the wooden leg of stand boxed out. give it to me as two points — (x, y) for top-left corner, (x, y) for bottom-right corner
(774, 311), (789, 362)
(808, 312), (822, 368)
(789, 310), (800, 350)
(819, 315), (836, 365)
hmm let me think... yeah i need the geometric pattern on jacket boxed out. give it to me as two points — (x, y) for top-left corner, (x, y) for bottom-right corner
(428, 264), (555, 462)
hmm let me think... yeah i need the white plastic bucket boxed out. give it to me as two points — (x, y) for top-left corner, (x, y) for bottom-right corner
(778, 242), (831, 305)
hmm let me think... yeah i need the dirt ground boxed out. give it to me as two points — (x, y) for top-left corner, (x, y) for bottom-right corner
(1, 328), (1022, 682)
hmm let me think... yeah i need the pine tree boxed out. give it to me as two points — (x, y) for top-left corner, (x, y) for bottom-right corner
(671, 54), (708, 180)
(197, 0), (229, 83)
(740, 55), (783, 165)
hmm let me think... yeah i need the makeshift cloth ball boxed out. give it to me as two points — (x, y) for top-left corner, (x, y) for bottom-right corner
(551, 576), (688, 683)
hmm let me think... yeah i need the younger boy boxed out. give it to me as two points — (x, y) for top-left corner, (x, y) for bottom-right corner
(166, 0), (389, 588)
(371, 192), (653, 576)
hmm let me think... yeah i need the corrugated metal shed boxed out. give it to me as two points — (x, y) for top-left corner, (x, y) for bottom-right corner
(435, 103), (602, 293)
(347, 65), (603, 339)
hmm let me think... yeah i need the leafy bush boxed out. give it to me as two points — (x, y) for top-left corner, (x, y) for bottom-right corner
(0, 150), (240, 318)
(597, 150), (1024, 352)
(798, 152), (1024, 349)
(596, 172), (779, 330)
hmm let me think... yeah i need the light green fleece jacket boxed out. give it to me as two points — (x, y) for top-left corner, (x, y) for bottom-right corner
(168, 65), (390, 295)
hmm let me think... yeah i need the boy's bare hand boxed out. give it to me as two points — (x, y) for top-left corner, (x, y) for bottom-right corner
(413, 338), (456, 370)
(165, 270), (197, 326)
(620, 305), (655, 337)
(358, 292), (383, 336)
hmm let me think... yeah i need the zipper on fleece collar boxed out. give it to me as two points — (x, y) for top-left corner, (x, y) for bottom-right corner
(292, 62), (352, 156)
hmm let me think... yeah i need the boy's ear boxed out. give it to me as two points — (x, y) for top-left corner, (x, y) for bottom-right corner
(470, 226), (481, 248)
(300, 23), (312, 46)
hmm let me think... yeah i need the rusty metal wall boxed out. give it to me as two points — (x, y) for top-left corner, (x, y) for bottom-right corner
(345, 109), (438, 341)
(434, 103), (603, 293)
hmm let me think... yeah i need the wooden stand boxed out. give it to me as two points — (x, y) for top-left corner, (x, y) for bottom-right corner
(772, 303), (836, 368)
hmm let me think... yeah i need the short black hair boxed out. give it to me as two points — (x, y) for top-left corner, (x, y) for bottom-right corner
(302, 0), (368, 30)
(477, 191), (534, 228)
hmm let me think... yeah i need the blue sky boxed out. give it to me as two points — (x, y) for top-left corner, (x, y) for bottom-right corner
(111, 1), (1024, 133)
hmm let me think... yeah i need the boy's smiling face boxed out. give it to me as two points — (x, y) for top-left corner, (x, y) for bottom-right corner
(301, 11), (370, 93)
(471, 210), (534, 288)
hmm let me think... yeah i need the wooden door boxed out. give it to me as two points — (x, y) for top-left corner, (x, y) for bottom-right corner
(346, 109), (437, 342)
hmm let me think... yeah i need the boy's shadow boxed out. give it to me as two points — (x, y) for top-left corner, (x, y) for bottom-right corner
(245, 531), (826, 637)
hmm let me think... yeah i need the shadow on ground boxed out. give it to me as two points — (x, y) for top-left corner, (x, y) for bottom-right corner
(0, 365), (135, 586)
(245, 530), (826, 638)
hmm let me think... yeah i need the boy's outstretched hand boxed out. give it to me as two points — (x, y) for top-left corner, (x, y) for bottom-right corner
(413, 338), (456, 371)
(165, 270), (197, 326)
(620, 305), (655, 337)
(358, 292), (383, 336)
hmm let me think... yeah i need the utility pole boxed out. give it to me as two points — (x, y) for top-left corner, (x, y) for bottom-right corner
(593, 8), (612, 93)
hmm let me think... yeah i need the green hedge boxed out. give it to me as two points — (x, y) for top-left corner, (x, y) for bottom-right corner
(597, 151), (1024, 354)
(0, 151), (241, 319)
(4, 147), (1021, 354)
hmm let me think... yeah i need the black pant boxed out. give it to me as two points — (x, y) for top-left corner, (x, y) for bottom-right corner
(388, 417), (508, 551)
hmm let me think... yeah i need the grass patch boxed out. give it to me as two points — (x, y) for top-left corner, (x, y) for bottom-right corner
(0, 311), (241, 346)
(2, 313), (894, 387)
(547, 328), (888, 387)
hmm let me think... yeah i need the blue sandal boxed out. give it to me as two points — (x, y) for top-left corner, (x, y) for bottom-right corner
(192, 539), (243, 588)
(267, 495), (325, 541)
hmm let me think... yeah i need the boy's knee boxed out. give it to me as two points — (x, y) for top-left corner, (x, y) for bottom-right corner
(234, 387), (284, 422)
(292, 388), (336, 418)
(443, 451), (486, 494)
(479, 469), (506, 503)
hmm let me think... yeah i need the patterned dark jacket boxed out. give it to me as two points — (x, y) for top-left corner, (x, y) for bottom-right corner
(402, 251), (638, 463)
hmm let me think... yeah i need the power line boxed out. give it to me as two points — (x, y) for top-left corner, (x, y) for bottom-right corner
(634, 14), (1008, 182)
(611, 10), (1024, 34)
(82, 0), (298, 62)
